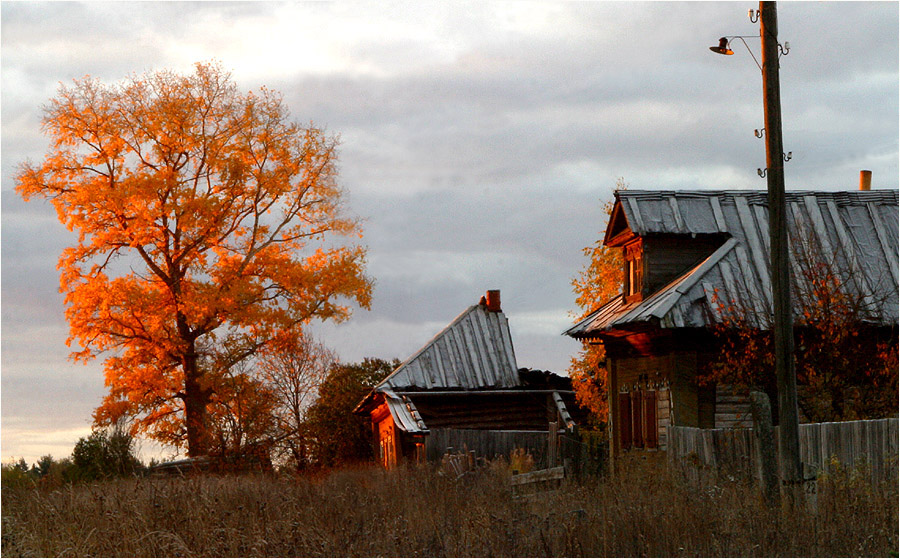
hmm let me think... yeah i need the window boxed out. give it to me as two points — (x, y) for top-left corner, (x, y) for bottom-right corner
(618, 393), (632, 450)
(378, 418), (396, 468)
(643, 390), (658, 448)
(625, 241), (643, 298)
(631, 390), (644, 448)
(619, 389), (658, 450)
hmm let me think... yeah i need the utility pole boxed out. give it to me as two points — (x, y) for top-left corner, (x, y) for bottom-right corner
(759, 1), (802, 493)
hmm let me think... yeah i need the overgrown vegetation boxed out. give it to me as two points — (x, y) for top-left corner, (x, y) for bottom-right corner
(2, 426), (142, 489)
(3, 458), (895, 557)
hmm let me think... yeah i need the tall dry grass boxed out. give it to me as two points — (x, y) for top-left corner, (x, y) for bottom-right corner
(2, 457), (896, 557)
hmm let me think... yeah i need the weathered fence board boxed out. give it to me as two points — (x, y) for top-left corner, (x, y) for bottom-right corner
(425, 428), (606, 475)
(425, 428), (551, 467)
(511, 466), (565, 499)
(668, 418), (899, 484)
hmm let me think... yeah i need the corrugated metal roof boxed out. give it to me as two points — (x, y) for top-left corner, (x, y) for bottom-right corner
(376, 303), (521, 392)
(566, 190), (899, 338)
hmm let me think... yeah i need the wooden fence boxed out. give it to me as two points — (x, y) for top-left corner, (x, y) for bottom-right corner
(425, 428), (606, 474)
(668, 418), (899, 484)
(425, 429), (551, 467)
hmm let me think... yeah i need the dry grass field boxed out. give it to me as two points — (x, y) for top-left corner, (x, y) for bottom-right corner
(2, 457), (896, 557)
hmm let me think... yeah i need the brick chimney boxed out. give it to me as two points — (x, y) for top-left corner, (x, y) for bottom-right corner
(485, 290), (501, 312)
(860, 170), (872, 191)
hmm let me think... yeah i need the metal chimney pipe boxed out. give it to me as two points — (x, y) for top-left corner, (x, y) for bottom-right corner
(860, 170), (872, 191)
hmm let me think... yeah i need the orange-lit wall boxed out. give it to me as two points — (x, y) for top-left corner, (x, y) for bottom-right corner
(372, 403), (398, 469)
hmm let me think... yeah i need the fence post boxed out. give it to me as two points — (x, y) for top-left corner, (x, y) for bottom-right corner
(548, 421), (558, 468)
(750, 390), (779, 507)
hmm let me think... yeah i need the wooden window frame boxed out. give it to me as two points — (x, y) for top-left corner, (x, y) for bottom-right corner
(643, 390), (658, 449)
(619, 388), (661, 451)
(618, 392), (632, 451)
(631, 390), (644, 448)
(624, 240), (643, 302)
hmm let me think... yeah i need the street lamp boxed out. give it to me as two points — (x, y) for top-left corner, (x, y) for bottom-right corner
(710, 2), (803, 500)
(709, 36), (762, 69)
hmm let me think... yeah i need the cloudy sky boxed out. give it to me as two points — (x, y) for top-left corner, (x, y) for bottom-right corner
(2, 1), (897, 464)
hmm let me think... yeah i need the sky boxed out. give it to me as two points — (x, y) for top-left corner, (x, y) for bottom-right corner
(2, 1), (898, 464)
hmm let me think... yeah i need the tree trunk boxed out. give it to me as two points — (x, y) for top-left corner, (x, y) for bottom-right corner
(182, 340), (212, 457)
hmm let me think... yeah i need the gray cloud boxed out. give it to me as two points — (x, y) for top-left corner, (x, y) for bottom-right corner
(3, 1), (896, 463)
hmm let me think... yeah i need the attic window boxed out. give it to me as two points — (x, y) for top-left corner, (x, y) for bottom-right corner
(625, 241), (643, 299)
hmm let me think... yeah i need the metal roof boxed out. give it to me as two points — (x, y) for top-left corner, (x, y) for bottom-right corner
(382, 390), (429, 434)
(566, 190), (899, 338)
(375, 303), (520, 392)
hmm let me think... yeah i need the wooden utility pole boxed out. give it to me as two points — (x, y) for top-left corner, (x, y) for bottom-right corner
(759, 1), (802, 492)
(749, 390), (779, 507)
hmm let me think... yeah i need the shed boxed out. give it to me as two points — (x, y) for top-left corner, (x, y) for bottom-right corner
(356, 290), (582, 468)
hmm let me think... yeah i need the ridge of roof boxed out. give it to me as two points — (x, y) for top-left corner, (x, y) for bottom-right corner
(375, 303), (520, 391)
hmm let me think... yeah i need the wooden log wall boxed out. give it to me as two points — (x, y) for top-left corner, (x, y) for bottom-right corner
(413, 394), (554, 431)
(657, 388), (671, 450)
(667, 418), (899, 484)
(715, 384), (754, 429)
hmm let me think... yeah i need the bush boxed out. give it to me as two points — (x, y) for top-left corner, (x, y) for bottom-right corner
(71, 427), (143, 481)
(0, 460), (35, 490)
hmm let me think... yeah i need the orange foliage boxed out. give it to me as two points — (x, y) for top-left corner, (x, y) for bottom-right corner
(568, 186), (624, 427)
(16, 62), (373, 455)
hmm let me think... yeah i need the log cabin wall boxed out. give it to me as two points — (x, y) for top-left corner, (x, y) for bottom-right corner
(410, 393), (560, 431)
(374, 410), (398, 469)
(612, 353), (674, 452)
(611, 350), (719, 454)
(656, 388), (672, 450)
(715, 384), (754, 428)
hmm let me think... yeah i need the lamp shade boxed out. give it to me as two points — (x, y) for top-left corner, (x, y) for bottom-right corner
(709, 37), (734, 55)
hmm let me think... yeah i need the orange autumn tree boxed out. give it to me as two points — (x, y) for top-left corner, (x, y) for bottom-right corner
(16, 62), (373, 456)
(568, 185), (624, 428)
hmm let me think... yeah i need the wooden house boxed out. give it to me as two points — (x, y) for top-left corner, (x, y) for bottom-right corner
(355, 290), (582, 468)
(564, 188), (899, 460)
